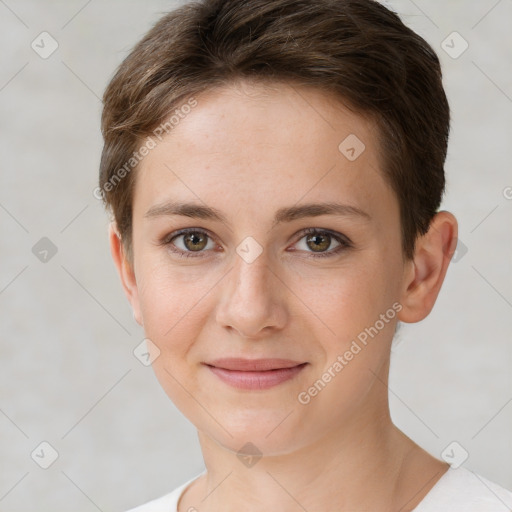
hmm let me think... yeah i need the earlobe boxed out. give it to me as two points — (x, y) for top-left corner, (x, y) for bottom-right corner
(108, 223), (143, 326)
(398, 211), (458, 323)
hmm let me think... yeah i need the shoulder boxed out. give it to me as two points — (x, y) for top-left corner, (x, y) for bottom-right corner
(414, 466), (512, 512)
(124, 472), (205, 512)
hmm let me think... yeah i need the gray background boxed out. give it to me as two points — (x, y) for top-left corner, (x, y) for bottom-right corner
(0, 0), (511, 510)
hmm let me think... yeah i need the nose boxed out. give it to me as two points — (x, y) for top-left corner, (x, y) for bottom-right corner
(215, 251), (288, 339)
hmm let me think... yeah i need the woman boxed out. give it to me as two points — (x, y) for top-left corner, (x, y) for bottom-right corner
(98, 0), (512, 510)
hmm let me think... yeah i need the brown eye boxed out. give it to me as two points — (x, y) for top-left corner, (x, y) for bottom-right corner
(293, 228), (351, 258)
(305, 232), (331, 252)
(182, 231), (208, 251)
(164, 229), (216, 258)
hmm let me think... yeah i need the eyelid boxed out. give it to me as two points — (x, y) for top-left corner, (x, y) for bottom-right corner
(162, 227), (216, 245)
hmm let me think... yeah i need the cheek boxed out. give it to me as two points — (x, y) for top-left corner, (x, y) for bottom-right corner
(298, 266), (400, 414)
(320, 261), (396, 326)
(135, 260), (209, 352)
(135, 264), (210, 412)
(312, 255), (402, 366)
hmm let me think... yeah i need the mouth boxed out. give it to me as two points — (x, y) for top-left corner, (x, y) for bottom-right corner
(202, 358), (308, 390)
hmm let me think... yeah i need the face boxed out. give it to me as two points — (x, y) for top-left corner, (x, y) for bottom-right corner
(117, 80), (412, 455)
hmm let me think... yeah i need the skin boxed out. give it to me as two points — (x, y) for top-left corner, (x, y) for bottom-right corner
(110, 79), (458, 512)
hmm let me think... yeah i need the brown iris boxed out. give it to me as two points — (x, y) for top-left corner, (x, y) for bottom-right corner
(306, 233), (331, 252)
(183, 231), (208, 251)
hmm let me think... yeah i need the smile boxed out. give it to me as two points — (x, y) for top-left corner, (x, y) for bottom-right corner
(203, 358), (308, 390)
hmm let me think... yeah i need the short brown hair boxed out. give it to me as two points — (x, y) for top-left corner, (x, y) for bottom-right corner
(99, 0), (449, 261)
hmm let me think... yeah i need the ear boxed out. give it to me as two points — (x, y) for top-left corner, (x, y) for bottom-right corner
(109, 222), (143, 326)
(398, 211), (458, 323)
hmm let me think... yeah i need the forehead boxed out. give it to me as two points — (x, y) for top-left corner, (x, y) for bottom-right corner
(133, 80), (394, 224)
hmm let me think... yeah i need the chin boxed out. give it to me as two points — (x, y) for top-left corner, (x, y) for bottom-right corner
(198, 408), (316, 458)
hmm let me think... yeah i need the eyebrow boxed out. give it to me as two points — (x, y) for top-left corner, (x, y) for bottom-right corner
(144, 200), (371, 228)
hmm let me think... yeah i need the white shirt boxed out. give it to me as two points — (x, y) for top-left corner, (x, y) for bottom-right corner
(125, 466), (512, 511)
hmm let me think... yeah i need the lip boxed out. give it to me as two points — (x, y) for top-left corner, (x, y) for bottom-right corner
(206, 358), (305, 371)
(203, 358), (308, 390)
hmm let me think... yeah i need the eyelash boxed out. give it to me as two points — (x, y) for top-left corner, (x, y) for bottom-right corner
(160, 227), (352, 259)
